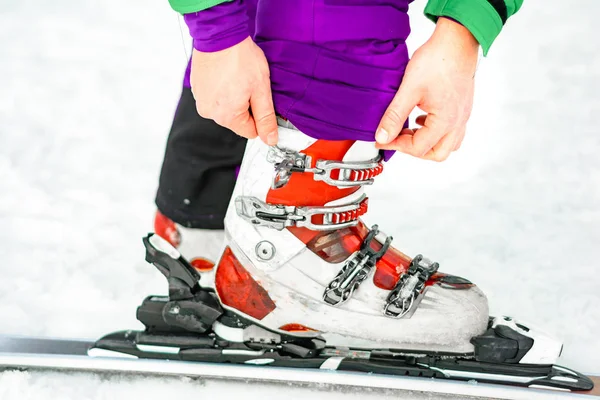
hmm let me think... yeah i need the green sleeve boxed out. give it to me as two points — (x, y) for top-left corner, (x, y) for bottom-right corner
(424, 0), (524, 56)
(168, 0), (231, 14)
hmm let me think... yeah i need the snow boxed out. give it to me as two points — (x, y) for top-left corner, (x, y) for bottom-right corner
(0, 0), (599, 398)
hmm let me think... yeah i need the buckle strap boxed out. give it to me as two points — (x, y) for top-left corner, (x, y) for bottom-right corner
(383, 255), (439, 318)
(323, 225), (392, 306)
(267, 147), (383, 189)
(235, 194), (368, 231)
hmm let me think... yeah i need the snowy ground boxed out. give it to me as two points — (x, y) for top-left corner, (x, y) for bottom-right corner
(1, 0), (599, 398)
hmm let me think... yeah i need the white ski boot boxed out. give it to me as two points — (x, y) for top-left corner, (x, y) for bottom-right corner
(154, 210), (224, 272)
(203, 119), (489, 354)
(96, 120), (585, 390)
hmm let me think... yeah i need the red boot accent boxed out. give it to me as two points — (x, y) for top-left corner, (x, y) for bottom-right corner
(268, 140), (366, 258)
(373, 246), (412, 290)
(266, 140), (359, 207)
(190, 257), (215, 272)
(279, 323), (318, 333)
(293, 221), (413, 290)
(215, 247), (276, 320)
(426, 273), (474, 289)
(265, 140), (413, 290)
(154, 210), (181, 248)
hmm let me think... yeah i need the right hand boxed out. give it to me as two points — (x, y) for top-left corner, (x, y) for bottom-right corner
(190, 37), (278, 145)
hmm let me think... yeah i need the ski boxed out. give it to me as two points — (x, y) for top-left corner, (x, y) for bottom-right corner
(89, 327), (595, 391)
(2, 233), (596, 400)
(97, 234), (593, 391)
(0, 334), (598, 400)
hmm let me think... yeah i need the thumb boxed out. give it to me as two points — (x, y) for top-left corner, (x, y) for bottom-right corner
(250, 85), (278, 146)
(376, 83), (420, 145)
(227, 108), (259, 140)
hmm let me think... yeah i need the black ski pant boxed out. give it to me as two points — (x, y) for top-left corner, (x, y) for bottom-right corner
(155, 87), (246, 230)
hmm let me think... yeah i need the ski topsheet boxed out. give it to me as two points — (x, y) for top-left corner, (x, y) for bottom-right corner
(0, 335), (598, 400)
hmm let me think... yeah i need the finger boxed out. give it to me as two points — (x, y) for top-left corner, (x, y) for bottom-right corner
(400, 127), (416, 136)
(421, 132), (457, 162)
(379, 113), (448, 156)
(250, 85), (278, 146)
(380, 125), (444, 157)
(415, 114), (427, 127)
(422, 126), (465, 161)
(375, 127), (417, 149)
(375, 84), (421, 145)
(226, 109), (259, 139)
(453, 127), (466, 151)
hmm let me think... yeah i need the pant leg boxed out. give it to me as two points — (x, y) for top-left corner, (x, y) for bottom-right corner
(156, 0), (259, 230)
(155, 85), (247, 229)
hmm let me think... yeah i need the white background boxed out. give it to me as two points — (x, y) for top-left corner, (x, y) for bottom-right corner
(1, 0), (598, 398)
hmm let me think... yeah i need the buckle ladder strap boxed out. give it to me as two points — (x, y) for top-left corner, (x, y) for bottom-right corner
(323, 225), (392, 306)
(267, 147), (384, 189)
(383, 255), (439, 318)
(235, 194), (369, 231)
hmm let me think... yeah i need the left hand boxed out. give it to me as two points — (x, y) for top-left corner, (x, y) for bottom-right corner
(375, 17), (480, 162)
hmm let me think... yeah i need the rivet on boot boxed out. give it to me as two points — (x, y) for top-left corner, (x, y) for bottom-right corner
(255, 241), (276, 261)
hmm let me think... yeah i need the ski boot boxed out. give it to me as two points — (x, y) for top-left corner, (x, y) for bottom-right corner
(154, 210), (224, 274)
(95, 120), (593, 391)
(206, 120), (489, 353)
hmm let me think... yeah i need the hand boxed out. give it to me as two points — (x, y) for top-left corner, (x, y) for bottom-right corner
(190, 37), (278, 145)
(375, 17), (480, 161)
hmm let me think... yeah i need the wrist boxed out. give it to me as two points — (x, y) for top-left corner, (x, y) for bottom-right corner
(191, 32), (249, 53)
(433, 17), (480, 56)
(424, 0), (508, 56)
(184, 0), (249, 53)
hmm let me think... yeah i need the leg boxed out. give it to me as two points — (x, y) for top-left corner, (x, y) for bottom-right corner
(196, 1), (487, 349)
(155, 0), (258, 231)
(154, 60), (246, 261)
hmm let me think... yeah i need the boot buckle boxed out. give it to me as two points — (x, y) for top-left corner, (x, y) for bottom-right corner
(323, 225), (392, 306)
(235, 195), (369, 231)
(384, 255), (439, 318)
(267, 147), (312, 189)
(267, 147), (383, 189)
(314, 158), (383, 187)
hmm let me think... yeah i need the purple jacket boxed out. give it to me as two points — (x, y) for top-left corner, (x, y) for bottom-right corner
(184, 0), (412, 147)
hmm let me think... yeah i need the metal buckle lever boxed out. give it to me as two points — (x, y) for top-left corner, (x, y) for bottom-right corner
(235, 195), (367, 231)
(323, 225), (393, 306)
(267, 147), (382, 189)
(384, 255), (439, 318)
(314, 158), (382, 187)
(267, 147), (312, 189)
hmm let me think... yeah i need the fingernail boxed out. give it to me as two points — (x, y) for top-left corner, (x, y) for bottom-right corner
(375, 128), (389, 143)
(267, 132), (278, 146)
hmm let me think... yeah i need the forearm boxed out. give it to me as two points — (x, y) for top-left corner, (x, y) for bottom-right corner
(424, 0), (524, 55)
